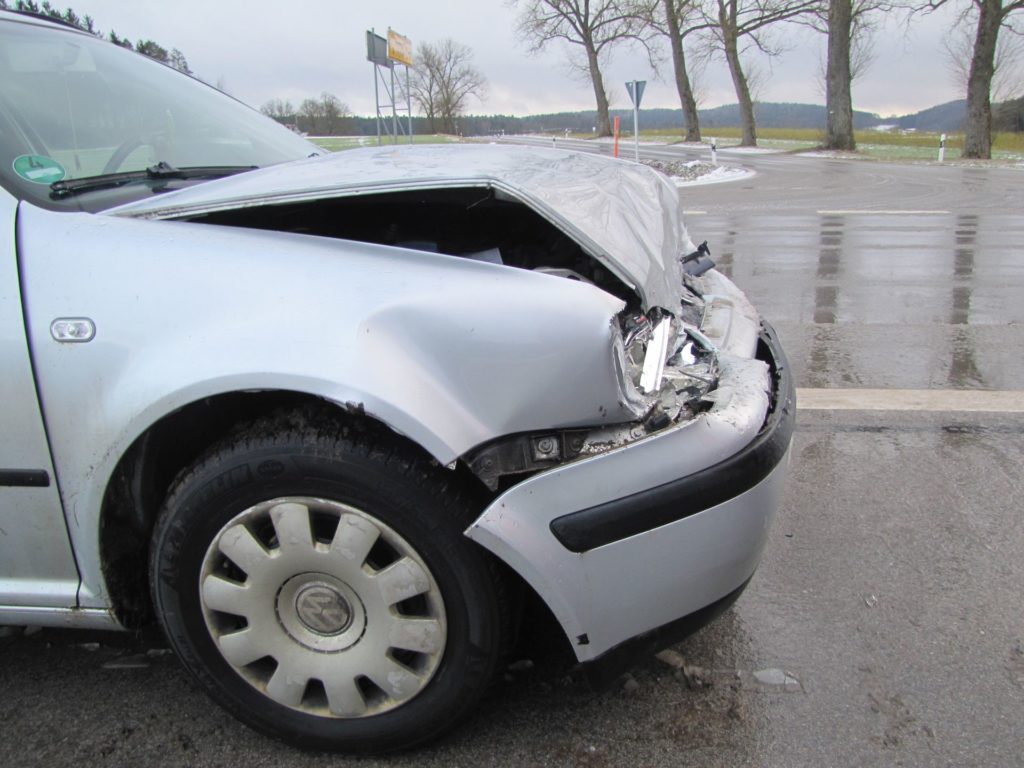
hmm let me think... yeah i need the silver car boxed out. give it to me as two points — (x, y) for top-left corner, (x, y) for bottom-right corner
(0, 10), (794, 753)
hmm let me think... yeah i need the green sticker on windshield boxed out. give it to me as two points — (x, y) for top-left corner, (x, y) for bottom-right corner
(12, 155), (66, 184)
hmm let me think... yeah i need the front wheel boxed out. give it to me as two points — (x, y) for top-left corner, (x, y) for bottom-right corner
(150, 421), (510, 752)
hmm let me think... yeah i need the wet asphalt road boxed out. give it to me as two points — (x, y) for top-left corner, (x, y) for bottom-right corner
(2, 146), (1023, 767)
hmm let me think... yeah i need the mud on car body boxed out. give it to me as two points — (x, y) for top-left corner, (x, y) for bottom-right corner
(0, 9), (793, 753)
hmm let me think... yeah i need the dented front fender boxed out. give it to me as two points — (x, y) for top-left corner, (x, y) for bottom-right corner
(18, 204), (640, 605)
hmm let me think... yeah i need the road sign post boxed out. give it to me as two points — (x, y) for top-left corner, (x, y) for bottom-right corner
(625, 80), (645, 163)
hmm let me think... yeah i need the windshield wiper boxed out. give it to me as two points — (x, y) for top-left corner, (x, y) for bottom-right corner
(50, 162), (257, 199)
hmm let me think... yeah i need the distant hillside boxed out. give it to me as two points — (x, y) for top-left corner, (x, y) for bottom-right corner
(342, 102), (883, 136)
(458, 102), (884, 133)
(699, 102), (881, 130)
(893, 100), (966, 132)
(334, 98), (1019, 137)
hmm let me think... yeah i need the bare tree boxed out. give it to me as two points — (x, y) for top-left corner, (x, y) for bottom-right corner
(135, 39), (170, 63)
(294, 93), (351, 135)
(319, 92), (351, 135)
(298, 98), (323, 135)
(703, 0), (821, 146)
(408, 40), (486, 134)
(921, 0), (1024, 158)
(260, 98), (296, 126)
(168, 48), (192, 75)
(824, 0), (855, 149)
(409, 45), (442, 132)
(943, 6), (1024, 103)
(644, 0), (713, 140)
(108, 30), (134, 48)
(817, 0), (891, 150)
(513, 0), (651, 136)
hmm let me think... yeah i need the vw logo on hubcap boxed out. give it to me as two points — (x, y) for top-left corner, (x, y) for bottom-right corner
(294, 583), (352, 635)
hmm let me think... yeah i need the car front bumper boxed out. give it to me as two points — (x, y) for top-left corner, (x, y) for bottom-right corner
(464, 322), (795, 664)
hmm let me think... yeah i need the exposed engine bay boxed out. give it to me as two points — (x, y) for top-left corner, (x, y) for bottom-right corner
(189, 187), (641, 307)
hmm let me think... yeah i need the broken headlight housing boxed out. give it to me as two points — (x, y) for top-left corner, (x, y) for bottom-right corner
(465, 310), (720, 491)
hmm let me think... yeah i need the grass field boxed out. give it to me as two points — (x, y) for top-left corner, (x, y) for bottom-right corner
(624, 126), (1024, 161)
(310, 135), (460, 152)
(312, 129), (1023, 162)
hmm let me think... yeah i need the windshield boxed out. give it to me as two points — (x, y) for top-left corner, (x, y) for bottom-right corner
(0, 16), (319, 210)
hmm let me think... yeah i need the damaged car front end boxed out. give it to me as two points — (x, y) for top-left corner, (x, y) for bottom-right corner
(0, 13), (790, 751)
(112, 144), (795, 675)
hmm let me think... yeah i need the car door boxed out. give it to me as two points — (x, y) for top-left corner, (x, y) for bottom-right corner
(0, 187), (80, 614)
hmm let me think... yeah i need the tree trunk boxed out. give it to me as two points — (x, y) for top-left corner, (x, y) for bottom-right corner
(719, 14), (756, 146)
(824, 0), (855, 150)
(963, 0), (1002, 159)
(664, 0), (701, 142)
(585, 43), (612, 137)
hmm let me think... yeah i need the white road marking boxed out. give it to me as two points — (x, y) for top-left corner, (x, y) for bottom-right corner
(817, 210), (951, 215)
(796, 388), (1024, 413)
(682, 210), (707, 215)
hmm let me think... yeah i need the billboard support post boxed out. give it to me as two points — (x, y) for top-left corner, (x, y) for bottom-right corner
(372, 51), (382, 145)
(391, 64), (398, 141)
(406, 66), (413, 143)
(367, 28), (414, 145)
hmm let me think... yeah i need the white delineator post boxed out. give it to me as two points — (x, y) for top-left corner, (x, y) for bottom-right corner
(939, 133), (946, 163)
(710, 137), (718, 166)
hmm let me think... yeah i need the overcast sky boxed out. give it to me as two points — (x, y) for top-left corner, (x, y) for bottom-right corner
(73, 0), (968, 119)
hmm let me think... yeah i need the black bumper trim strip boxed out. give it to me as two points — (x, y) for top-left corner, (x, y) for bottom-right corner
(549, 322), (795, 553)
(0, 469), (51, 487)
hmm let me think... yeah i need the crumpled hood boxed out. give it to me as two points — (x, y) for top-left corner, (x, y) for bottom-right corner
(106, 144), (690, 311)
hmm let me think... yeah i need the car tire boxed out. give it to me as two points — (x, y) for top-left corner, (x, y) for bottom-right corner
(150, 416), (511, 753)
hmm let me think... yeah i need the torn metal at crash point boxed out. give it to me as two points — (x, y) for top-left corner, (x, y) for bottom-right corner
(640, 318), (671, 393)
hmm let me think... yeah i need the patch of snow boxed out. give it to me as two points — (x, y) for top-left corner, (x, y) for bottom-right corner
(640, 157), (754, 186)
(717, 146), (784, 154)
(591, 136), (673, 146)
(675, 164), (755, 186)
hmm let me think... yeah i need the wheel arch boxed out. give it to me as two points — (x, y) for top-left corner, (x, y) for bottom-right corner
(98, 389), (449, 627)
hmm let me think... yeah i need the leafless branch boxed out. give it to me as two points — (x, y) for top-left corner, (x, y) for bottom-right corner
(406, 40), (486, 134)
(510, 0), (658, 133)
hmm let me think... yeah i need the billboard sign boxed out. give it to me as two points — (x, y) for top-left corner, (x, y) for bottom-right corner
(387, 30), (413, 66)
(366, 31), (392, 68)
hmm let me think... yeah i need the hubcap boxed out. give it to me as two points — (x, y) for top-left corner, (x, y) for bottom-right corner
(295, 583), (351, 635)
(199, 497), (447, 718)
(275, 573), (366, 652)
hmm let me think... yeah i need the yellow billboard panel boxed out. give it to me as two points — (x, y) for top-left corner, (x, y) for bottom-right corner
(387, 30), (413, 66)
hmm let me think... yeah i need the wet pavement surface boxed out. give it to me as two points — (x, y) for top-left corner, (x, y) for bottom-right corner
(703, 211), (1024, 391)
(3, 146), (1023, 766)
